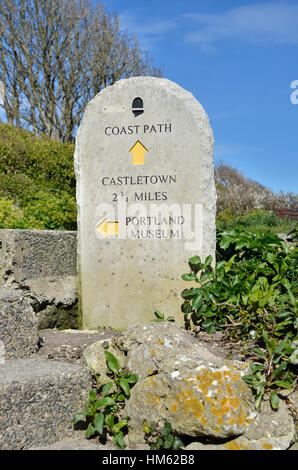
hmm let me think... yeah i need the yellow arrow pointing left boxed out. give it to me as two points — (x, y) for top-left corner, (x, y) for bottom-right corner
(96, 219), (119, 238)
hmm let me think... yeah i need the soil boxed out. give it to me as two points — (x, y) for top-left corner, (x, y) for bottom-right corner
(35, 328), (120, 365)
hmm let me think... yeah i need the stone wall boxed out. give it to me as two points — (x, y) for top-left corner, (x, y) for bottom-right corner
(0, 229), (78, 329)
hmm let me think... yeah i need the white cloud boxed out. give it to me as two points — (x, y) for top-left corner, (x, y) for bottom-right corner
(119, 10), (178, 51)
(215, 142), (263, 159)
(183, 3), (298, 48)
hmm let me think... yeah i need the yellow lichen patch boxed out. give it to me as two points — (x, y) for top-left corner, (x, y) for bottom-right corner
(151, 349), (156, 356)
(227, 417), (236, 425)
(231, 372), (241, 383)
(178, 388), (205, 421)
(200, 415), (208, 427)
(236, 407), (247, 426)
(229, 396), (241, 410)
(212, 371), (225, 382)
(225, 440), (253, 450)
(157, 339), (164, 345)
(169, 403), (178, 413)
(262, 442), (273, 450)
(145, 392), (162, 406)
(225, 440), (242, 450)
(226, 383), (233, 397)
(194, 369), (225, 396)
(147, 369), (153, 375)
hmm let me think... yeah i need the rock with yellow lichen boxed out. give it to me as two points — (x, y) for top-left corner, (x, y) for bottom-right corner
(118, 323), (255, 444)
(185, 400), (295, 450)
(83, 323), (295, 449)
(116, 323), (295, 449)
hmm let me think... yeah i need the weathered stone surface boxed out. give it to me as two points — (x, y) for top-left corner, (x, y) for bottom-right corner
(29, 438), (114, 450)
(0, 229), (78, 329)
(0, 340), (4, 364)
(0, 289), (38, 359)
(75, 76), (216, 331)
(115, 323), (255, 444)
(83, 338), (126, 382)
(0, 359), (92, 449)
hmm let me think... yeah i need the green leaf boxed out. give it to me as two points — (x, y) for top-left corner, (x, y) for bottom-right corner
(102, 382), (114, 397)
(166, 316), (176, 322)
(84, 401), (92, 415)
(89, 389), (97, 402)
(255, 390), (264, 409)
(270, 380), (292, 389)
(96, 396), (116, 407)
(94, 412), (104, 434)
(271, 361), (287, 381)
(105, 413), (114, 428)
(189, 255), (202, 272)
(163, 435), (174, 448)
(189, 255), (201, 266)
(273, 338), (288, 355)
(266, 253), (276, 264)
(85, 423), (96, 439)
(270, 392), (280, 410)
(113, 431), (125, 449)
(182, 273), (197, 281)
(161, 421), (172, 437)
(104, 350), (119, 374)
(127, 374), (138, 384)
(119, 377), (130, 397)
(192, 293), (203, 310)
(205, 255), (213, 266)
(116, 393), (126, 402)
(252, 348), (267, 360)
(112, 419), (128, 434)
(181, 288), (201, 299)
(154, 309), (164, 319)
(173, 436), (184, 450)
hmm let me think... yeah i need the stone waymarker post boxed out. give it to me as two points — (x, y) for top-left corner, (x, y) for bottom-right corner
(75, 77), (216, 330)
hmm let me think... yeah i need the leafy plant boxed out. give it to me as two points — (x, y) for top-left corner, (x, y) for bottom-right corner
(143, 420), (184, 450)
(242, 332), (296, 410)
(181, 229), (297, 409)
(73, 350), (138, 449)
(152, 309), (175, 323)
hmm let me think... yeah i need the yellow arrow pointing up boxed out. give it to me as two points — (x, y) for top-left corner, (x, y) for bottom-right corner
(96, 219), (119, 238)
(129, 140), (148, 165)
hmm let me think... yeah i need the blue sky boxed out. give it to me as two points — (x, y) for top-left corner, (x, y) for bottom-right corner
(105, 0), (298, 194)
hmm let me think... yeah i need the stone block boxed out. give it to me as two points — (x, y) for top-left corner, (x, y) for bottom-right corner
(0, 359), (92, 449)
(0, 229), (78, 329)
(0, 289), (38, 359)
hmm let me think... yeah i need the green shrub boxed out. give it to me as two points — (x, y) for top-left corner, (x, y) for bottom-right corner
(23, 190), (77, 230)
(0, 197), (24, 228)
(181, 229), (297, 409)
(216, 209), (295, 234)
(0, 124), (77, 230)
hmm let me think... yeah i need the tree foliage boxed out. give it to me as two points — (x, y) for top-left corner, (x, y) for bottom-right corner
(215, 162), (298, 214)
(0, 0), (161, 142)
